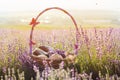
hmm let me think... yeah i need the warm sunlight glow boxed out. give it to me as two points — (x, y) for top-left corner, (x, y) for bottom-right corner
(0, 0), (120, 12)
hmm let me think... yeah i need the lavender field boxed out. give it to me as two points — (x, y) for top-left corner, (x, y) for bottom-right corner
(0, 27), (120, 80)
(1, 0), (120, 79)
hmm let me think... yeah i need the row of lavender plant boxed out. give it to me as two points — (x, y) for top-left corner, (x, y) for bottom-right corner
(1, 67), (120, 80)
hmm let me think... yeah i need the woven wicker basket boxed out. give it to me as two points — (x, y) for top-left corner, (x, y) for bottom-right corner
(29, 7), (80, 69)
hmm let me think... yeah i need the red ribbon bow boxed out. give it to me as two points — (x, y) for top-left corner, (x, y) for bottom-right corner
(29, 18), (40, 26)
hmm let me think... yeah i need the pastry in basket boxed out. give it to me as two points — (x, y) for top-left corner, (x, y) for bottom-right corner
(65, 52), (76, 64)
(49, 53), (63, 69)
(31, 48), (48, 65)
(64, 52), (76, 69)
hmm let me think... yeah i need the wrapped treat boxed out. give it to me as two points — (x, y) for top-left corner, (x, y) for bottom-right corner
(32, 48), (49, 57)
(49, 53), (63, 69)
(39, 45), (55, 56)
(31, 48), (48, 64)
(64, 52), (76, 64)
(38, 46), (54, 52)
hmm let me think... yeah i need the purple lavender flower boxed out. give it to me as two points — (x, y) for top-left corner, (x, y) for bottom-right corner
(2, 67), (7, 73)
(55, 49), (66, 58)
(74, 44), (79, 55)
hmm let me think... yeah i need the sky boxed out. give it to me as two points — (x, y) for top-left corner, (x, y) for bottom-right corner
(0, 0), (120, 12)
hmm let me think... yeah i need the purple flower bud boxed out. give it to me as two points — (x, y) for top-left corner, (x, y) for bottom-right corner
(55, 49), (66, 58)
(2, 67), (6, 73)
(74, 44), (78, 50)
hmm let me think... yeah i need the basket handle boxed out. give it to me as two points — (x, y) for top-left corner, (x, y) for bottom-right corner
(29, 7), (80, 55)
